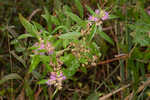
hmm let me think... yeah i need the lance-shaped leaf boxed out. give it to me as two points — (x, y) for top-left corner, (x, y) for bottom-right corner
(19, 14), (38, 38)
(0, 73), (22, 85)
(59, 32), (81, 39)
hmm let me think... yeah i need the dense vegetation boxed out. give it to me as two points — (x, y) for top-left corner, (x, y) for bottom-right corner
(0, 0), (150, 100)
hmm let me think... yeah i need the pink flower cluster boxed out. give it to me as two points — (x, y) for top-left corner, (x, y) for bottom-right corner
(88, 9), (109, 21)
(33, 40), (54, 55)
(147, 10), (150, 15)
(46, 72), (66, 89)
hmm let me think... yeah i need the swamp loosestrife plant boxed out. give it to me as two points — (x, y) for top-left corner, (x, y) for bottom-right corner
(1, 1), (149, 99)
(17, 5), (114, 93)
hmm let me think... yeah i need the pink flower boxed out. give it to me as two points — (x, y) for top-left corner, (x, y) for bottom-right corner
(102, 12), (109, 20)
(88, 15), (99, 22)
(88, 9), (109, 22)
(33, 41), (54, 55)
(95, 9), (100, 14)
(46, 72), (66, 88)
(147, 10), (150, 15)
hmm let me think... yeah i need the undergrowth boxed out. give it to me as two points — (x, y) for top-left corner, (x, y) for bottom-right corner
(0, 0), (150, 100)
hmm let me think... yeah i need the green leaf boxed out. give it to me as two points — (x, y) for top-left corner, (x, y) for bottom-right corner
(74, 0), (84, 18)
(32, 21), (45, 31)
(85, 5), (96, 16)
(61, 54), (80, 77)
(0, 73), (22, 85)
(65, 11), (86, 27)
(132, 32), (150, 46)
(17, 34), (33, 39)
(63, 39), (70, 48)
(89, 42), (101, 57)
(51, 15), (60, 26)
(88, 24), (97, 41)
(32, 71), (41, 80)
(98, 26), (114, 45)
(59, 32), (81, 39)
(19, 14), (38, 38)
(10, 51), (26, 67)
(37, 79), (48, 84)
(42, 7), (52, 32)
(29, 55), (40, 73)
(51, 26), (68, 34)
(40, 55), (53, 72)
(24, 80), (34, 100)
(80, 66), (87, 74)
(65, 11), (82, 23)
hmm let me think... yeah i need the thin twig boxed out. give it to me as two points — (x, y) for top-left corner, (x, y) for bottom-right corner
(125, 79), (150, 100)
(98, 54), (128, 65)
(34, 87), (43, 100)
(28, 8), (42, 22)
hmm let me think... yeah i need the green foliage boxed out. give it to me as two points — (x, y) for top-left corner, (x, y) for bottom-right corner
(59, 32), (81, 39)
(62, 54), (80, 77)
(19, 14), (39, 39)
(74, 0), (84, 18)
(97, 26), (114, 45)
(1, 0), (150, 99)
(29, 55), (41, 73)
(0, 73), (22, 85)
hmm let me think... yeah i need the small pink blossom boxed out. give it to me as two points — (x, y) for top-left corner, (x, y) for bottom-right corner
(88, 15), (99, 21)
(33, 41), (54, 55)
(95, 9), (100, 14)
(88, 9), (109, 22)
(102, 12), (109, 20)
(147, 10), (150, 15)
(46, 72), (66, 89)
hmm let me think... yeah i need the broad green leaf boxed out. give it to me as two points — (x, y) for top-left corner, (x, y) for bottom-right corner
(0, 73), (22, 85)
(65, 11), (86, 27)
(85, 5), (96, 16)
(32, 21), (45, 31)
(59, 32), (81, 39)
(88, 24), (97, 41)
(40, 55), (50, 63)
(65, 11), (82, 23)
(63, 39), (70, 48)
(51, 15), (60, 26)
(98, 26), (114, 45)
(10, 39), (18, 45)
(51, 26), (68, 34)
(61, 54), (80, 77)
(63, 59), (80, 77)
(74, 0), (84, 18)
(29, 55), (40, 73)
(37, 79), (48, 84)
(32, 71), (41, 80)
(17, 34), (33, 39)
(40, 55), (53, 72)
(19, 14), (38, 38)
